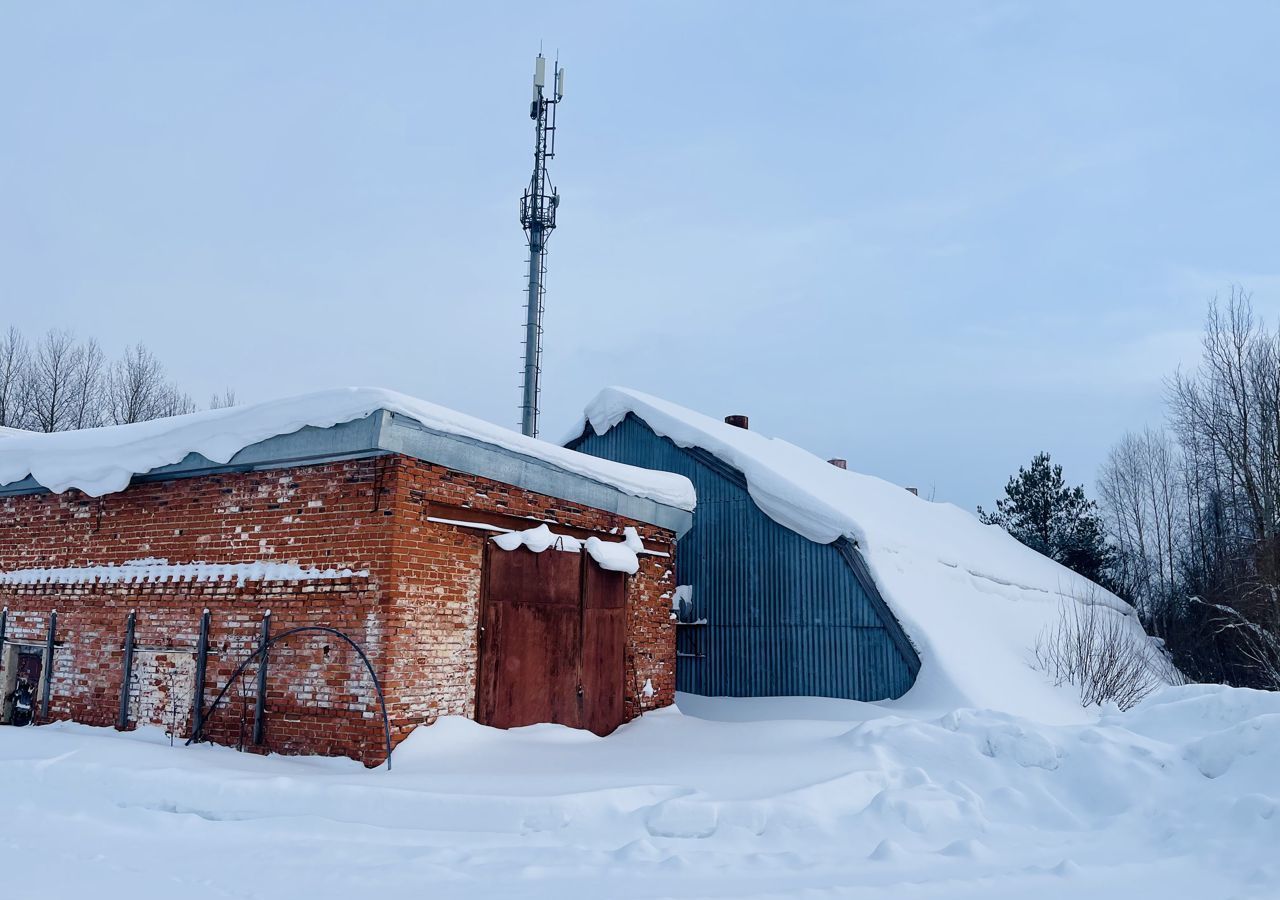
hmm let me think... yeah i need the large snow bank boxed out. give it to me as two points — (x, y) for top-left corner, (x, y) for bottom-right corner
(578, 387), (1155, 721)
(0, 686), (1274, 899)
(0, 387), (695, 511)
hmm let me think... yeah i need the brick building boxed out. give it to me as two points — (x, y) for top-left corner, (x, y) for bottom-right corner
(0, 389), (694, 765)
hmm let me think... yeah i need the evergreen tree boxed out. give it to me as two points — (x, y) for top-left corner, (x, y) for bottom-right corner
(979, 452), (1113, 585)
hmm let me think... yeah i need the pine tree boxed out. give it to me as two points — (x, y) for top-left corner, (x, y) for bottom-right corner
(979, 452), (1113, 585)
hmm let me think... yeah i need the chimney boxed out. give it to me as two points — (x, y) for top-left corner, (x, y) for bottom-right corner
(906, 487), (919, 496)
(724, 414), (749, 430)
(827, 458), (847, 469)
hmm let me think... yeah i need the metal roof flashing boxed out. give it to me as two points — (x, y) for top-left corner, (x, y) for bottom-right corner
(380, 411), (691, 536)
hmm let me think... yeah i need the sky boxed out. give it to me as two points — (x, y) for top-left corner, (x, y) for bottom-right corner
(2, 2), (1278, 512)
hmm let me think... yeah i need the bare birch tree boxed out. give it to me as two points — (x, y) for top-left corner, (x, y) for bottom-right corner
(1098, 428), (1183, 639)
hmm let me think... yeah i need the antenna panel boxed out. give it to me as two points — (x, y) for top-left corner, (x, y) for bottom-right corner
(534, 56), (546, 88)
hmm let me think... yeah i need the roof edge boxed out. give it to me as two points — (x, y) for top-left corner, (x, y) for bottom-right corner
(834, 538), (922, 678)
(381, 412), (693, 536)
(2, 409), (694, 537)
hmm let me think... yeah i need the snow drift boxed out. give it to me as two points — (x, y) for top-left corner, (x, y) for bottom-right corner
(0, 686), (1274, 899)
(0, 387), (696, 511)
(577, 387), (1159, 721)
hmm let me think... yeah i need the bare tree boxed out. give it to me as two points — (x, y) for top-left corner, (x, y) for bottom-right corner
(156, 386), (197, 418)
(107, 344), (194, 424)
(27, 329), (88, 432)
(2, 326), (213, 431)
(1098, 428), (1183, 639)
(68, 338), (106, 429)
(107, 344), (162, 425)
(1170, 292), (1280, 546)
(0, 326), (30, 428)
(1116, 286), (1280, 688)
(209, 388), (238, 410)
(1178, 298), (1280, 622)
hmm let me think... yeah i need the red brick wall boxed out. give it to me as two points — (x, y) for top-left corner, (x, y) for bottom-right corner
(0, 453), (678, 764)
(0, 577), (386, 762)
(380, 458), (677, 741)
(0, 458), (395, 574)
(1, 458), (395, 763)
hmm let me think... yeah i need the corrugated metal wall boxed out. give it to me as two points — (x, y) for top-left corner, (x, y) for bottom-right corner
(571, 415), (917, 700)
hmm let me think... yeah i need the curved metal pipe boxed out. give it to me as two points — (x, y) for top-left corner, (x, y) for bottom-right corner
(187, 625), (394, 770)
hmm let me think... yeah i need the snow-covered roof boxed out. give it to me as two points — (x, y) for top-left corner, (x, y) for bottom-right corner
(0, 388), (696, 516)
(577, 387), (1151, 722)
(0, 426), (29, 438)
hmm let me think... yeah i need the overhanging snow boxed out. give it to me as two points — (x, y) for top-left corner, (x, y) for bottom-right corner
(0, 388), (696, 515)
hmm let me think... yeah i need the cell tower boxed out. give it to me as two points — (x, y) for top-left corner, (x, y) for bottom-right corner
(518, 52), (564, 437)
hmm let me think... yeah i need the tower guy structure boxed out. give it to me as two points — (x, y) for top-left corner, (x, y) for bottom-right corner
(518, 52), (564, 437)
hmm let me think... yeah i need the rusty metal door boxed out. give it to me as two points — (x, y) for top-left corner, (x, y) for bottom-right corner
(478, 546), (628, 735)
(478, 546), (584, 730)
(581, 562), (627, 736)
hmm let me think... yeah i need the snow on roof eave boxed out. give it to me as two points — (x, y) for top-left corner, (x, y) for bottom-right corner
(0, 389), (696, 528)
(577, 391), (869, 545)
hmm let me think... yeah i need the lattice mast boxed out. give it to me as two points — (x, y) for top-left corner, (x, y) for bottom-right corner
(518, 53), (564, 437)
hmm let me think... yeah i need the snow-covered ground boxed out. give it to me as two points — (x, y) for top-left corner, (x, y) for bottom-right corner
(1, 688), (1276, 899)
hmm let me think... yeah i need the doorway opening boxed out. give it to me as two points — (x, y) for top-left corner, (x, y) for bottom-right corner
(1, 644), (47, 726)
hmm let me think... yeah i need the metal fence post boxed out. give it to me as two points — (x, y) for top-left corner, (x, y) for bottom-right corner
(253, 610), (270, 745)
(0, 608), (7, 708)
(117, 610), (136, 730)
(191, 608), (210, 741)
(39, 610), (56, 723)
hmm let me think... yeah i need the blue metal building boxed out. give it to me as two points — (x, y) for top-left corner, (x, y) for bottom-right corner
(567, 412), (920, 700)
